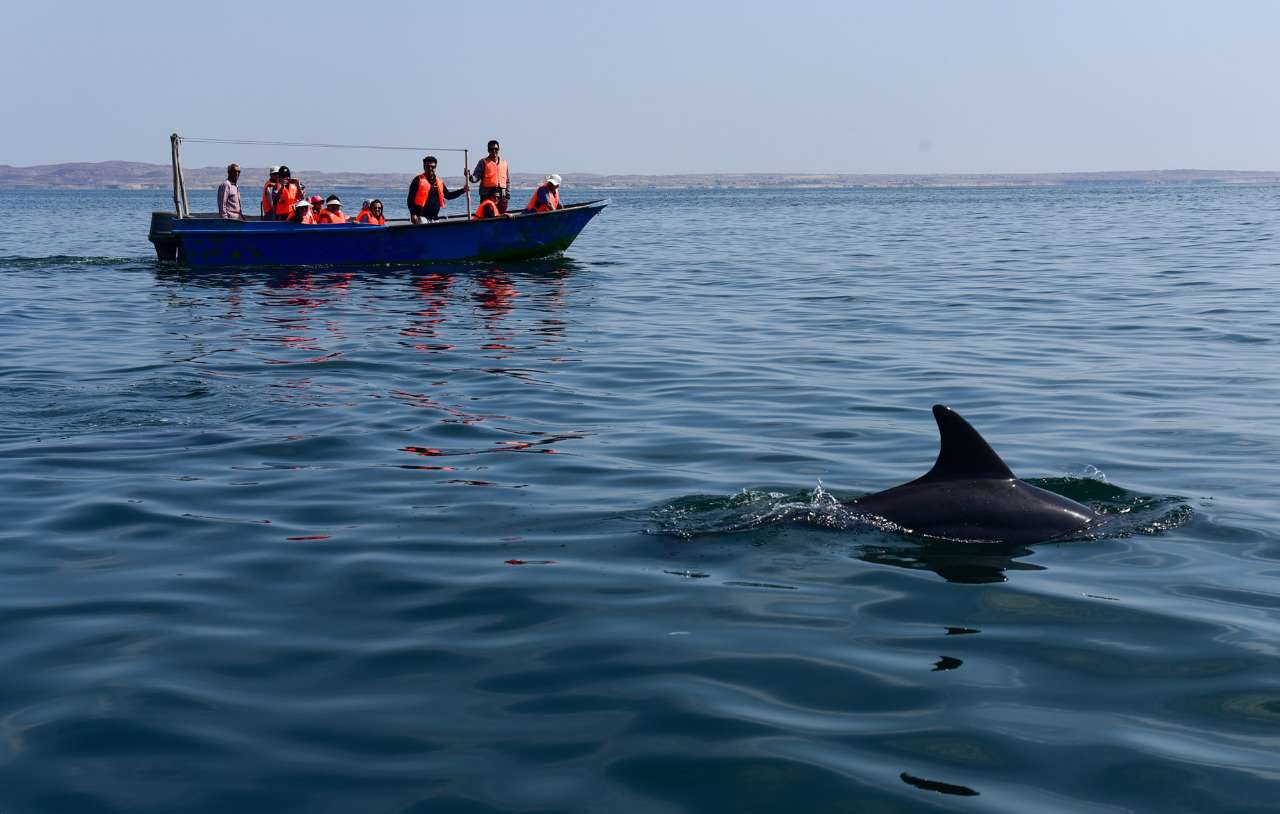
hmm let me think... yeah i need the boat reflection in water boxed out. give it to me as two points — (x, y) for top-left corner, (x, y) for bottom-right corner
(153, 261), (579, 381)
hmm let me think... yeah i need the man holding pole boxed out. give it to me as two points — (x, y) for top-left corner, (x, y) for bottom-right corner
(470, 140), (510, 214)
(408, 155), (470, 224)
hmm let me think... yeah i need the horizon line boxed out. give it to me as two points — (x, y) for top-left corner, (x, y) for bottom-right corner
(4, 159), (1280, 178)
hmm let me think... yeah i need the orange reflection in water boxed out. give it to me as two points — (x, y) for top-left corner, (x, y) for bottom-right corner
(256, 271), (353, 361)
(474, 271), (518, 321)
(402, 272), (456, 351)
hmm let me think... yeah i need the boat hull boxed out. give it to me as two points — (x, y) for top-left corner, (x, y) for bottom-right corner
(151, 200), (607, 267)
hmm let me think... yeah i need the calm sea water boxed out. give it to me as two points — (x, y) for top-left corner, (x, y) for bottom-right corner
(1, 185), (1278, 813)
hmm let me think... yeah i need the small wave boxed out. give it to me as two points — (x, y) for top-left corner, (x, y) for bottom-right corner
(0, 254), (150, 269)
(1027, 475), (1194, 540)
(648, 482), (860, 539)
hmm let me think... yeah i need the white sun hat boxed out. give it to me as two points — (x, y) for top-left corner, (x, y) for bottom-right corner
(546, 174), (562, 187)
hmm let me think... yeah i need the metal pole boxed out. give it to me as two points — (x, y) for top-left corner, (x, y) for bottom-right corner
(179, 145), (190, 218)
(170, 134), (183, 217)
(464, 149), (472, 220)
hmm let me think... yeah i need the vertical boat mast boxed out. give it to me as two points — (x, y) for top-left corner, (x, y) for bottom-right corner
(170, 133), (189, 218)
(464, 148), (472, 220)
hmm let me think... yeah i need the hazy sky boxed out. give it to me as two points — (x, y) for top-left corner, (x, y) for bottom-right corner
(4, 1), (1277, 175)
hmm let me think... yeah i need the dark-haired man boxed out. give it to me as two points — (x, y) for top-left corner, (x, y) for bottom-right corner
(409, 155), (469, 224)
(217, 163), (243, 220)
(470, 140), (510, 214)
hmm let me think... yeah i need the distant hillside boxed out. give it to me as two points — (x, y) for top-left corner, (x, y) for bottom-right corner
(2, 161), (1280, 190)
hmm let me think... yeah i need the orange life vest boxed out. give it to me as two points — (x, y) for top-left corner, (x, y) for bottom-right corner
(526, 183), (560, 213)
(412, 173), (447, 210)
(292, 209), (316, 224)
(475, 199), (500, 219)
(354, 208), (370, 222)
(274, 181), (300, 217)
(355, 209), (386, 225)
(261, 180), (280, 217)
(314, 209), (347, 224)
(480, 158), (508, 189)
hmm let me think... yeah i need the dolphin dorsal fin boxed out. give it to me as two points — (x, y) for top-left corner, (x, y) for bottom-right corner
(919, 405), (1016, 482)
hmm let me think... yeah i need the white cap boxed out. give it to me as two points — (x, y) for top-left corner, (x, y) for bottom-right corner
(327, 196), (342, 206)
(270, 165), (281, 173)
(294, 200), (310, 209)
(547, 174), (562, 187)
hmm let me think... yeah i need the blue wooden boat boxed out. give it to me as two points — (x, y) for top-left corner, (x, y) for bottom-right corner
(149, 203), (607, 267)
(148, 134), (607, 267)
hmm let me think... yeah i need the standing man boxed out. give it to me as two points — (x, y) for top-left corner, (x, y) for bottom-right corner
(217, 163), (243, 220)
(409, 155), (469, 224)
(470, 140), (510, 214)
(272, 166), (303, 221)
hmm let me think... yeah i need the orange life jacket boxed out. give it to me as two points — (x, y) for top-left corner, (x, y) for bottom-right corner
(412, 174), (447, 210)
(274, 181), (300, 217)
(475, 199), (500, 219)
(355, 209), (386, 225)
(261, 180), (280, 217)
(480, 158), (508, 189)
(314, 209), (347, 224)
(354, 208), (370, 222)
(292, 209), (316, 224)
(526, 183), (560, 213)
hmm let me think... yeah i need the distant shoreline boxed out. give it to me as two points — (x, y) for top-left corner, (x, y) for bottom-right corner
(2, 160), (1280, 191)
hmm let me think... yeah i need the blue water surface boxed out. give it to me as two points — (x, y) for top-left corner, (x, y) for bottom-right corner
(0, 185), (1278, 813)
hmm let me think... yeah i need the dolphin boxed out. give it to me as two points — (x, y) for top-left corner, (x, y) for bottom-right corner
(847, 405), (1099, 545)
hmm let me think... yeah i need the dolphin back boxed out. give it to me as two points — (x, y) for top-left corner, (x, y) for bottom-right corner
(847, 405), (1099, 544)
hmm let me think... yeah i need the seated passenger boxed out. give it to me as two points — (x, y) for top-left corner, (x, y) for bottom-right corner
(475, 193), (502, 219)
(357, 199), (386, 225)
(314, 195), (348, 224)
(288, 200), (316, 224)
(353, 199), (372, 223)
(525, 174), (563, 213)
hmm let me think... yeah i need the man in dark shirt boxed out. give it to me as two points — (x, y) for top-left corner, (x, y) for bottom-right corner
(408, 156), (469, 223)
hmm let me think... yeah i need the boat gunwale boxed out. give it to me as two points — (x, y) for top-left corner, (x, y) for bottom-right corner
(165, 200), (609, 235)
